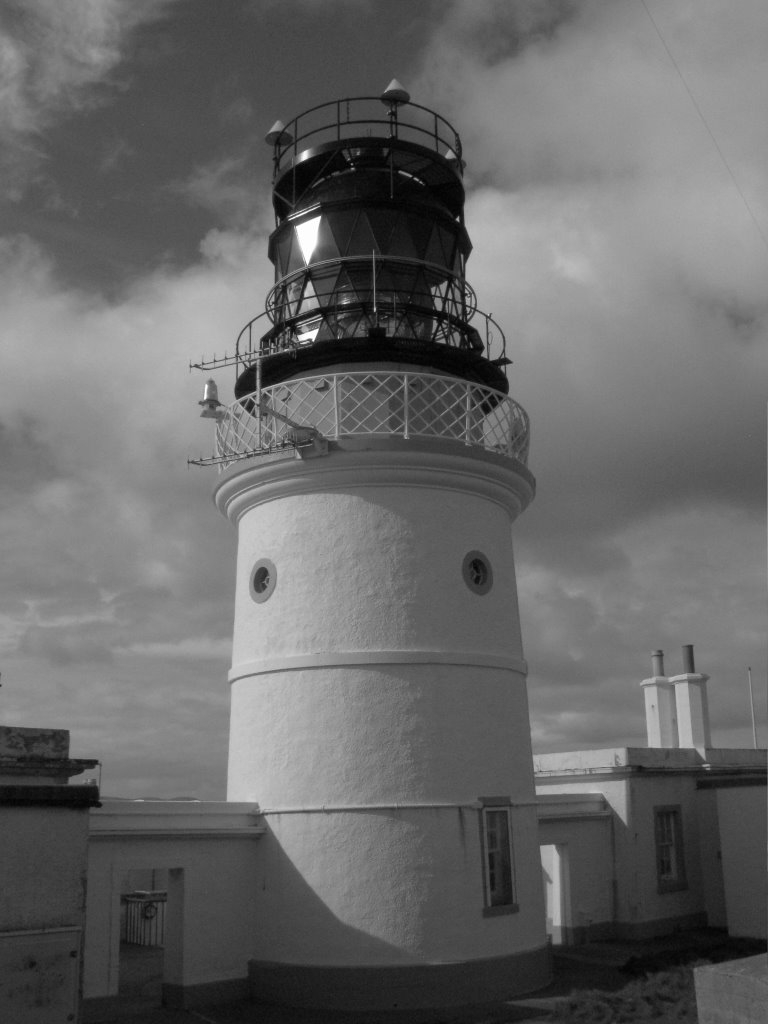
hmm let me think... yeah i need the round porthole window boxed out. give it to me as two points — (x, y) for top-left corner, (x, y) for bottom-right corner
(250, 558), (277, 603)
(462, 550), (493, 595)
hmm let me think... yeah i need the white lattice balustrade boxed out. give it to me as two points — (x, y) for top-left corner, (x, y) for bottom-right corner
(213, 371), (529, 468)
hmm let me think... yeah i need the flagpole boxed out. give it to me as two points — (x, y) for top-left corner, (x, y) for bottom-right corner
(747, 666), (758, 748)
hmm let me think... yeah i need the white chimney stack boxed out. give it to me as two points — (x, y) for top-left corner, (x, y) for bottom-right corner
(670, 644), (711, 752)
(641, 649), (679, 748)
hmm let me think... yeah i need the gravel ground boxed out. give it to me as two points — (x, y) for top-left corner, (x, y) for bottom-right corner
(84, 931), (765, 1024)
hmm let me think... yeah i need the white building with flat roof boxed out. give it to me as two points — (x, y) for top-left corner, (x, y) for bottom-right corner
(535, 648), (766, 948)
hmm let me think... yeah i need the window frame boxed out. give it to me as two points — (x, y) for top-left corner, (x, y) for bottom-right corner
(478, 797), (518, 917)
(462, 550), (493, 596)
(249, 558), (277, 604)
(654, 804), (687, 894)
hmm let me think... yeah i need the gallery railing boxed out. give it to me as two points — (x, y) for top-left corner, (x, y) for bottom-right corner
(206, 370), (529, 469)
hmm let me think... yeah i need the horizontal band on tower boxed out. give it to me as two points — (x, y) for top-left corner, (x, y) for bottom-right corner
(256, 799), (541, 814)
(229, 649), (528, 683)
(214, 440), (535, 525)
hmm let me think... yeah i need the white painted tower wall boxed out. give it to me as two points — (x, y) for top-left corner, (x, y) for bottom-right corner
(216, 439), (548, 1004)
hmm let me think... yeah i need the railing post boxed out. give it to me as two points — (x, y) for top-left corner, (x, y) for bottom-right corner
(464, 383), (472, 446)
(332, 374), (340, 439)
(256, 357), (262, 451)
(403, 374), (410, 439)
(215, 411), (224, 464)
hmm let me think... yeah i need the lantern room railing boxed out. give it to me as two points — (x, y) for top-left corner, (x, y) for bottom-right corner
(228, 304), (508, 373)
(188, 304), (510, 380)
(266, 256), (477, 325)
(201, 371), (529, 469)
(270, 97), (462, 179)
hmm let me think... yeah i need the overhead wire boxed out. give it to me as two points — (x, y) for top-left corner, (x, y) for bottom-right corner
(640, 0), (768, 252)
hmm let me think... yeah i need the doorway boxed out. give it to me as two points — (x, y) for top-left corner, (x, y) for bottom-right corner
(117, 866), (183, 1010)
(541, 844), (571, 946)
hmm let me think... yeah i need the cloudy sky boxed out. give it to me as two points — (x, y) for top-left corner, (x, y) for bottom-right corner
(1, 0), (765, 798)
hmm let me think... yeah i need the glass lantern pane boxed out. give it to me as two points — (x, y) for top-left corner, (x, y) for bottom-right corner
(296, 216), (321, 264)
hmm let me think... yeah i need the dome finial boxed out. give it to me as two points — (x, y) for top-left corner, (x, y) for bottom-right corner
(265, 120), (294, 147)
(380, 79), (410, 107)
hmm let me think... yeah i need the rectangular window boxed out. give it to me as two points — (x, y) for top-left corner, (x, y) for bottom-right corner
(479, 798), (518, 915)
(654, 805), (687, 893)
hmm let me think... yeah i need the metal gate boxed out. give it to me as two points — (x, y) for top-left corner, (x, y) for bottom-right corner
(121, 891), (166, 946)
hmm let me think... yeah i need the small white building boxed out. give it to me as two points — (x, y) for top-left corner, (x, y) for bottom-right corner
(534, 648), (766, 947)
(84, 800), (264, 1015)
(536, 745), (766, 944)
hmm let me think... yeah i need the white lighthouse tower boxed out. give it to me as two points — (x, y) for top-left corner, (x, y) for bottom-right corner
(196, 84), (550, 1013)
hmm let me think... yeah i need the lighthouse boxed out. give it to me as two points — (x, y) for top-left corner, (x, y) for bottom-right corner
(195, 84), (550, 1013)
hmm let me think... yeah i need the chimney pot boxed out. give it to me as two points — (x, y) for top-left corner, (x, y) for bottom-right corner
(682, 644), (695, 674)
(670, 645), (711, 752)
(641, 651), (677, 748)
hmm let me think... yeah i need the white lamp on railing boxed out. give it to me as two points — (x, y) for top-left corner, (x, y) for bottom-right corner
(199, 378), (223, 419)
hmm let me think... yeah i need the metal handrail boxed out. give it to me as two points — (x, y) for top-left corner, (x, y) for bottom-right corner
(209, 371), (529, 469)
(235, 305), (507, 367)
(271, 97), (462, 179)
(192, 305), (509, 376)
(265, 255), (477, 323)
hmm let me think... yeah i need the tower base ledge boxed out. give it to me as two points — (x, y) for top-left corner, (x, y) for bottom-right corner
(247, 945), (552, 1016)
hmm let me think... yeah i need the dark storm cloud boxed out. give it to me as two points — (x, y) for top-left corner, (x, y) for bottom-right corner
(431, 0), (581, 65)
(167, 155), (267, 228)
(411, 0), (767, 750)
(20, 623), (116, 665)
(24, 580), (103, 620)
(0, 0), (175, 197)
(0, 416), (58, 497)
